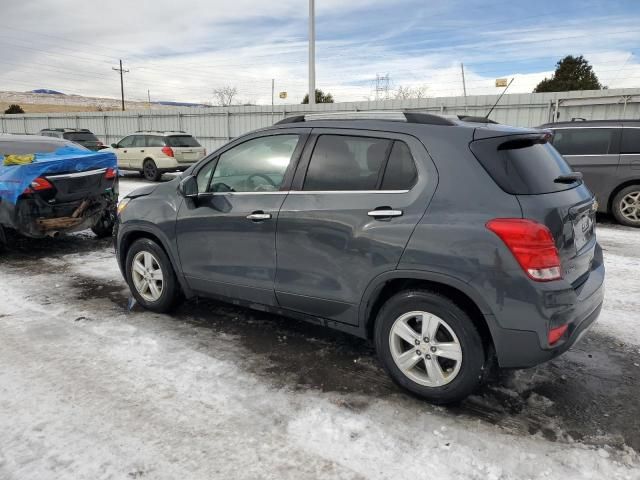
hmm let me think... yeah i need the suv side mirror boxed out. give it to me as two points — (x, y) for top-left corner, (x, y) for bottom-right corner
(111, 143), (118, 148)
(178, 175), (199, 198)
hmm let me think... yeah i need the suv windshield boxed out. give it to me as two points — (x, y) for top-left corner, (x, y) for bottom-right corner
(165, 135), (201, 147)
(470, 135), (578, 195)
(63, 132), (100, 142)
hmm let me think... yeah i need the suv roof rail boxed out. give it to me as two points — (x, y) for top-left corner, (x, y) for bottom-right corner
(456, 115), (499, 124)
(571, 117), (587, 122)
(134, 130), (187, 134)
(274, 111), (457, 126)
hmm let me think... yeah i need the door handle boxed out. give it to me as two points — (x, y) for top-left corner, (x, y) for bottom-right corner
(246, 212), (272, 221)
(368, 209), (403, 218)
(140, 149), (145, 152)
(123, 150), (127, 153)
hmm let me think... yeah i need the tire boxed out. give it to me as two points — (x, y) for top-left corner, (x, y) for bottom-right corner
(125, 238), (180, 312)
(91, 206), (116, 238)
(374, 289), (486, 404)
(612, 185), (640, 227)
(143, 159), (161, 182)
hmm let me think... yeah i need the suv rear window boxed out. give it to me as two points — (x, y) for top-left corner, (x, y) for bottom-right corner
(165, 135), (201, 147)
(63, 132), (100, 142)
(470, 135), (577, 195)
(621, 128), (640, 154)
(0, 139), (87, 155)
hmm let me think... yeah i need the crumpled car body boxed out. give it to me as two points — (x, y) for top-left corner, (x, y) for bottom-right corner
(0, 135), (118, 240)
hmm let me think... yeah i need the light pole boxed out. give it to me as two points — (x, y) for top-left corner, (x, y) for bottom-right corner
(308, 0), (316, 105)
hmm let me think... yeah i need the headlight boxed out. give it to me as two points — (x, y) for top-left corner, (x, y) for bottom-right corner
(117, 197), (131, 215)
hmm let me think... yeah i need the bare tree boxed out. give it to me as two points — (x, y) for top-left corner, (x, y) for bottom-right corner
(212, 86), (238, 106)
(394, 85), (428, 100)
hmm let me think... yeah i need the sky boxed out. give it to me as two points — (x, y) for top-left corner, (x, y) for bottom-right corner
(0, 0), (639, 105)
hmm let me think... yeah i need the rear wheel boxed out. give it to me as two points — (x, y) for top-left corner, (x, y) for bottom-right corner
(143, 159), (161, 182)
(612, 185), (640, 227)
(125, 238), (180, 312)
(374, 289), (486, 404)
(91, 206), (116, 238)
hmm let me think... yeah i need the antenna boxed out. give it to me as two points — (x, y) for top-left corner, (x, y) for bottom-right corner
(486, 78), (514, 119)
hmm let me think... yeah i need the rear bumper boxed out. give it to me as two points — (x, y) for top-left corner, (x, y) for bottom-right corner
(1, 192), (116, 238)
(490, 246), (605, 368)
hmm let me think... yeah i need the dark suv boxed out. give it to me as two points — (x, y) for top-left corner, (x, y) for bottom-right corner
(539, 120), (640, 227)
(115, 112), (604, 403)
(39, 128), (105, 151)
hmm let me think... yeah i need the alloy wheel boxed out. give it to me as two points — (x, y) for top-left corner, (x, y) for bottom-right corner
(131, 251), (164, 302)
(389, 311), (463, 387)
(619, 191), (640, 223)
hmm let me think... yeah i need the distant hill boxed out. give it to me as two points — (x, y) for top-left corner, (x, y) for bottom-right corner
(155, 101), (209, 107)
(29, 89), (66, 95)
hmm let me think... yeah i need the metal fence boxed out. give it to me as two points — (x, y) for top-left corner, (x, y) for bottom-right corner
(1, 88), (639, 152)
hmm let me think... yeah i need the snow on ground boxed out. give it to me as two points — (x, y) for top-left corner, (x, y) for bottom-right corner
(1, 186), (639, 479)
(594, 223), (640, 346)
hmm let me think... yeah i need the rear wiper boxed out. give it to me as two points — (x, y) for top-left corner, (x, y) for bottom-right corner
(554, 172), (583, 184)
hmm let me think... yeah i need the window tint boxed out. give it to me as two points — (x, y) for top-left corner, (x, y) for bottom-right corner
(196, 160), (215, 193)
(165, 135), (201, 147)
(0, 139), (85, 155)
(381, 141), (418, 190)
(470, 136), (577, 195)
(303, 135), (391, 191)
(621, 128), (640, 154)
(551, 128), (615, 155)
(147, 136), (166, 147)
(63, 132), (99, 142)
(117, 136), (135, 148)
(132, 136), (146, 147)
(210, 134), (299, 193)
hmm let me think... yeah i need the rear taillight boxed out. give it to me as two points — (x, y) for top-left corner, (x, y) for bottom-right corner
(548, 324), (569, 345)
(105, 168), (117, 180)
(486, 218), (562, 282)
(161, 146), (174, 157)
(23, 177), (53, 194)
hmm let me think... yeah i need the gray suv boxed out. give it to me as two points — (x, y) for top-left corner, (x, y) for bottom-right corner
(115, 112), (605, 404)
(539, 120), (640, 227)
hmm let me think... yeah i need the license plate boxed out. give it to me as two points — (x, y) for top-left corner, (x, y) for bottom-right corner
(573, 214), (594, 252)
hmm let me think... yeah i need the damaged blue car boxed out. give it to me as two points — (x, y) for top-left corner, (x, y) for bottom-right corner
(0, 134), (118, 247)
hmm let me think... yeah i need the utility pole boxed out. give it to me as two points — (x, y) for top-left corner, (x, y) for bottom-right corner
(271, 78), (275, 124)
(461, 63), (467, 112)
(112, 59), (129, 111)
(147, 89), (151, 109)
(308, 0), (316, 105)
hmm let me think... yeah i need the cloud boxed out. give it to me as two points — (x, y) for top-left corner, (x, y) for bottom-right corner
(0, 0), (638, 104)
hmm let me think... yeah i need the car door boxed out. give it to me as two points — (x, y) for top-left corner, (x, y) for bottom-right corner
(551, 127), (621, 207)
(114, 135), (136, 168)
(130, 135), (147, 169)
(175, 129), (310, 306)
(275, 129), (437, 326)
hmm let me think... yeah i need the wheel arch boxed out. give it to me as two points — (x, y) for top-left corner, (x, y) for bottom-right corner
(359, 270), (496, 352)
(607, 179), (640, 213)
(118, 224), (193, 298)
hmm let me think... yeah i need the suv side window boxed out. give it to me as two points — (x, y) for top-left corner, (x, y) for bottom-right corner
(381, 141), (418, 190)
(621, 128), (640, 154)
(133, 136), (146, 147)
(303, 135), (391, 191)
(209, 134), (300, 193)
(117, 136), (135, 148)
(147, 136), (166, 147)
(552, 128), (616, 155)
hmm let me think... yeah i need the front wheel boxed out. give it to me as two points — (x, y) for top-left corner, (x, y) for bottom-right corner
(612, 185), (640, 227)
(125, 238), (180, 312)
(374, 289), (486, 404)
